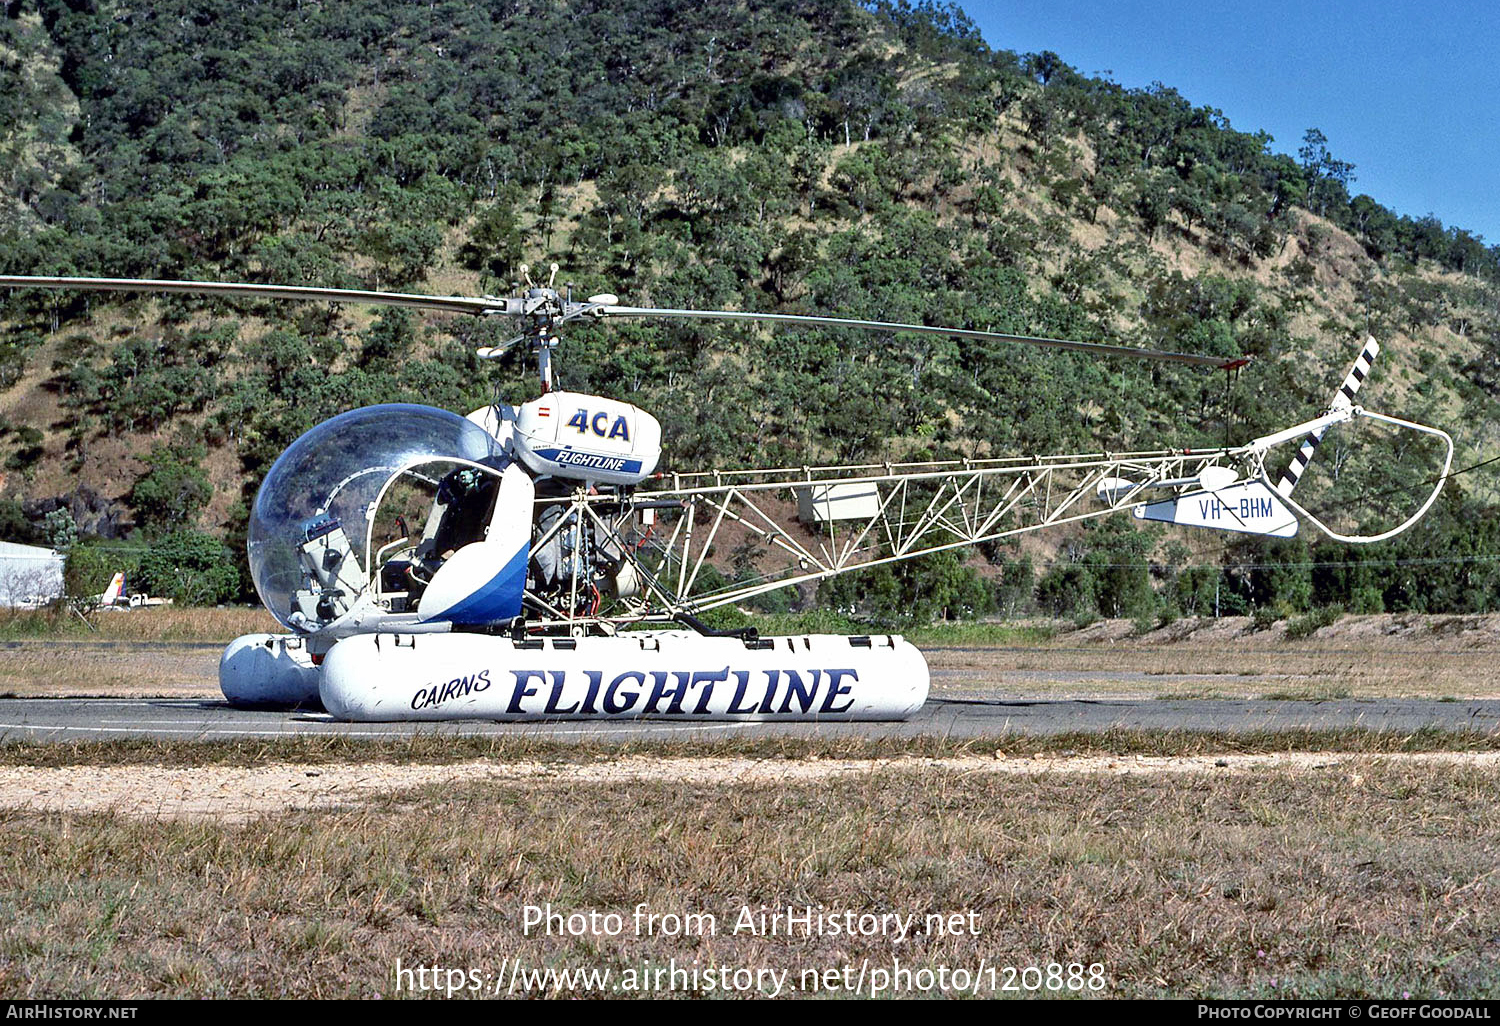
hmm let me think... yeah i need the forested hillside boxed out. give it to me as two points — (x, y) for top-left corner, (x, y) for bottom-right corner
(2, 0), (1498, 620)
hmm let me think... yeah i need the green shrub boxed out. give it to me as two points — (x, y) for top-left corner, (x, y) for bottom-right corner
(1250, 604), (1287, 631)
(63, 541), (117, 604)
(1284, 605), (1344, 640)
(1071, 607), (1101, 629)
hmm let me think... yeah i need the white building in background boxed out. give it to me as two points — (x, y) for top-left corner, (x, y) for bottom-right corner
(0, 541), (64, 608)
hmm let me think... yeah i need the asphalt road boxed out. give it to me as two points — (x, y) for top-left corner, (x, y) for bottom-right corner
(0, 695), (1495, 742)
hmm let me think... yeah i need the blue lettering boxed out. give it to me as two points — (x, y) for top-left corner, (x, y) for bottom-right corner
(507, 669), (545, 713)
(533, 449), (642, 475)
(609, 415), (630, 441)
(758, 670), (780, 714)
(820, 668), (858, 714)
(579, 669), (603, 714)
(543, 669), (578, 714)
(777, 669), (820, 714)
(605, 671), (645, 714)
(410, 665), (869, 716)
(643, 670), (690, 714)
(690, 668), (730, 714)
(726, 670), (757, 714)
(567, 410), (589, 433)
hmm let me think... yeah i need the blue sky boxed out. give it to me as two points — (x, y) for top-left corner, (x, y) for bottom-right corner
(957, 0), (1500, 244)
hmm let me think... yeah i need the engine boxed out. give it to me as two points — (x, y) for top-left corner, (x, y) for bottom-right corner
(529, 488), (642, 613)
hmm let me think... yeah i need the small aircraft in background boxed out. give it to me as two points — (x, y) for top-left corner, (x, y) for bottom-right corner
(93, 571), (171, 610)
(0, 270), (1452, 722)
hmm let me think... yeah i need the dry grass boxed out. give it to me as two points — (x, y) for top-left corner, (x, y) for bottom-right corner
(926, 645), (1500, 700)
(0, 608), (273, 698)
(3, 750), (1496, 821)
(925, 613), (1500, 700)
(0, 641), (221, 697)
(0, 607), (277, 643)
(0, 757), (1495, 998)
(9, 638), (1476, 701)
(2, 606), (1495, 1000)
(3, 727), (1498, 770)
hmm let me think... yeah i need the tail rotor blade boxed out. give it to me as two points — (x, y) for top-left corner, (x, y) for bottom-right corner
(1275, 336), (1380, 498)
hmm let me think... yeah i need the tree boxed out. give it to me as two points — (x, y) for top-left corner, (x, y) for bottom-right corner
(0, 500), (34, 544)
(459, 200), (523, 278)
(1298, 128), (1355, 218)
(135, 530), (240, 606)
(63, 540), (116, 615)
(1133, 170), (1172, 240)
(1022, 51), (1064, 87)
(817, 548), (994, 626)
(129, 442), (212, 535)
(42, 508), (76, 552)
(360, 308), (416, 363)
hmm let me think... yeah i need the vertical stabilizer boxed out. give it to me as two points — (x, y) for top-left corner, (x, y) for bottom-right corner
(101, 571), (126, 606)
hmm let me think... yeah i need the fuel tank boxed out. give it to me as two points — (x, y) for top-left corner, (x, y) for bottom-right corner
(510, 390), (662, 486)
(319, 631), (928, 722)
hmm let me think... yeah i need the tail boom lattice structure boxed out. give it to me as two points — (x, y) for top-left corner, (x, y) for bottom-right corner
(523, 447), (1239, 629)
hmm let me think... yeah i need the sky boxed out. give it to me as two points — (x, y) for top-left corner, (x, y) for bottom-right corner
(957, 0), (1500, 244)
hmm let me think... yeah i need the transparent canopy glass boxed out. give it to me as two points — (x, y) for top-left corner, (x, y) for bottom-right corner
(247, 404), (502, 630)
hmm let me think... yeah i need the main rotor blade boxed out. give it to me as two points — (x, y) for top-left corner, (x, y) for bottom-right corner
(600, 306), (1242, 368)
(0, 276), (518, 316)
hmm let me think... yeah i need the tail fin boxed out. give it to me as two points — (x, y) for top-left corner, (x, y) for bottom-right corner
(1275, 336), (1379, 498)
(101, 571), (126, 605)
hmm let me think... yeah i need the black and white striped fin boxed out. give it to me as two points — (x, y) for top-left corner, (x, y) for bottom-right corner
(1275, 337), (1380, 498)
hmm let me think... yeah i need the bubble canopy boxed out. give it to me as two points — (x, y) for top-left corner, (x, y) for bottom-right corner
(248, 404), (503, 630)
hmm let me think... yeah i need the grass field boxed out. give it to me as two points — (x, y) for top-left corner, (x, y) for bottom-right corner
(2, 610), (1498, 999)
(0, 608), (274, 698)
(0, 752), (1495, 998)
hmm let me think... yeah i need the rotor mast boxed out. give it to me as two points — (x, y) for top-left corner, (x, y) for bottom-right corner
(515, 264), (565, 393)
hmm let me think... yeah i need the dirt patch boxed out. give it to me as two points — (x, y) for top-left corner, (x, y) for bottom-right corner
(5, 751), (1497, 821)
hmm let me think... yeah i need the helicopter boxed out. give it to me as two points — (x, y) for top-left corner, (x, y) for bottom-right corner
(0, 269), (1453, 722)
